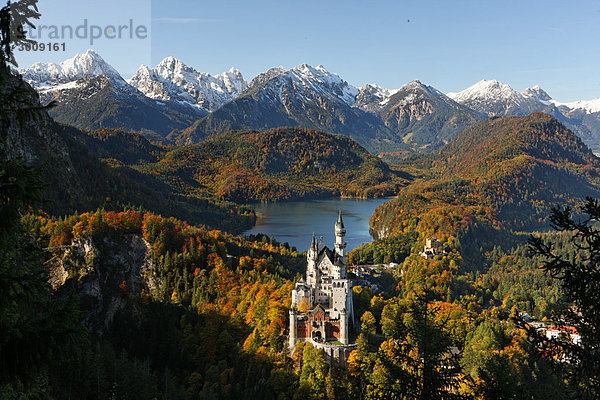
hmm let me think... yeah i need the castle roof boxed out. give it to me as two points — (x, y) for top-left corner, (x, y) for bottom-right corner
(309, 304), (327, 316)
(317, 246), (338, 266)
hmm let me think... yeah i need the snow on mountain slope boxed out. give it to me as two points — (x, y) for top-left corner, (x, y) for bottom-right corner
(128, 57), (247, 111)
(287, 64), (358, 105)
(391, 79), (452, 106)
(19, 50), (205, 139)
(245, 63), (359, 106)
(378, 79), (484, 149)
(552, 98), (600, 114)
(448, 79), (514, 104)
(450, 79), (599, 116)
(21, 49), (127, 91)
(521, 84), (600, 114)
(353, 83), (400, 112)
(522, 85), (552, 104)
(447, 79), (545, 117)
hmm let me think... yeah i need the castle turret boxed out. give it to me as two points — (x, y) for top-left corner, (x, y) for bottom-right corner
(307, 233), (319, 286)
(289, 308), (297, 349)
(334, 210), (347, 263)
(340, 308), (348, 345)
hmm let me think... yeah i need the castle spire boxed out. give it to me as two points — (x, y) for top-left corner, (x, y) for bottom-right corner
(308, 232), (318, 261)
(334, 210), (347, 264)
(307, 232), (318, 286)
(336, 209), (344, 229)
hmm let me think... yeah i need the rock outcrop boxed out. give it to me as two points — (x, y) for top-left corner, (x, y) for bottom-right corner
(49, 234), (157, 333)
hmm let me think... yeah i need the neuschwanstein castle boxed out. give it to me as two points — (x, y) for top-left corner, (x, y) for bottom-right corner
(289, 211), (355, 362)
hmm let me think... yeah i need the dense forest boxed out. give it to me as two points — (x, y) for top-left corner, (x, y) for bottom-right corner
(2, 208), (572, 399)
(56, 124), (257, 233)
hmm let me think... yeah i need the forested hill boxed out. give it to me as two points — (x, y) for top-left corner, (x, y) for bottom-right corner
(141, 127), (406, 203)
(60, 126), (166, 165)
(438, 112), (599, 178)
(371, 113), (600, 241)
(54, 125), (256, 232)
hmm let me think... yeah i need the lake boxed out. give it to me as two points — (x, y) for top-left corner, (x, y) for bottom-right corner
(243, 198), (392, 252)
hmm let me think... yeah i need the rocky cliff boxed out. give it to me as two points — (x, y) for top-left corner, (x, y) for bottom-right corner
(49, 234), (157, 333)
(1, 71), (85, 211)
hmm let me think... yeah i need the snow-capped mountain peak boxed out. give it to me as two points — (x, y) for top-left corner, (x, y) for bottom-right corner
(447, 77), (600, 117)
(216, 67), (246, 95)
(405, 79), (423, 87)
(363, 83), (399, 97)
(286, 63), (359, 105)
(61, 49), (120, 78)
(381, 79), (453, 110)
(522, 85), (552, 104)
(401, 79), (443, 96)
(154, 56), (191, 78)
(245, 63), (358, 106)
(21, 49), (125, 90)
(447, 79), (545, 117)
(353, 83), (399, 111)
(128, 57), (248, 111)
(448, 79), (516, 103)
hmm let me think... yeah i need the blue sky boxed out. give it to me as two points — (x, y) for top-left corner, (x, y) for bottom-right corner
(15, 0), (600, 101)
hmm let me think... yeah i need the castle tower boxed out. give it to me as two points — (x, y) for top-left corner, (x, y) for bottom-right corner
(340, 308), (348, 345)
(334, 210), (347, 263)
(289, 308), (297, 349)
(307, 233), (319, 287)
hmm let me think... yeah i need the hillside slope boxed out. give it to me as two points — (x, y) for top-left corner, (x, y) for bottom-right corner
(371, 113), (600, 240)
(143, 127), (406, 202)
(56, 125), (255, 232)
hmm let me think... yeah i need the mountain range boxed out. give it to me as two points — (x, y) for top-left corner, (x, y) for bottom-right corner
(128, 56), (247, 112)
(20, 50), (600, 153)
(21, 50), (206, 143)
